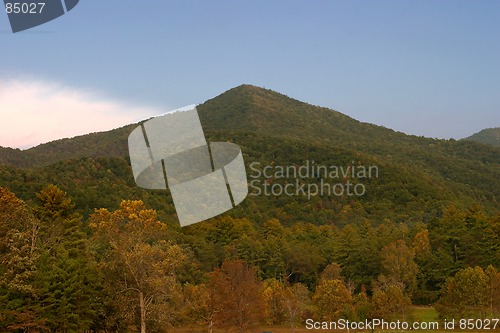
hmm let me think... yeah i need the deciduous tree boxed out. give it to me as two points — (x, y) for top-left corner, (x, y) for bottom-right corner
(370, 283), (411, 320)
(436, 266), (490, 319)
(0, 188), (43, 331)
(313, 279), (353, 321)
(90, 200), (185, 333)
(282, 282), (310, 332)
(380, 239), (419, 295)
(209, 259), (264, 332)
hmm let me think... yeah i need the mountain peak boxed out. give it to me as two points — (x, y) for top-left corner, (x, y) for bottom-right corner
(207, 84), (295, 106)
(198, 84), (356, 137)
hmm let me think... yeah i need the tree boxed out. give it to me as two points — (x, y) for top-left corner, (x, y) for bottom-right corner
(335, 223), (380, 288)
(209, 259), (264, 332)
(411, 228), (438, 304)
(353, 286), (371, 320)
(263, 218), (285, 238)
(260, 236), (287, 280)
(412, 229), (431, 262)
(90, 200), (186, 333)
(428, 205), (497, 282)
(262, 279), (287, 325)
(284, 223), (327, 287)
(313, 279), (353, 321)
(260, 219), (287, 280)
(0, 187), (38, 293)
(33, 185), (98, 332)
(461, 205), (496, 267)
(0, 188), (44, 331)
(485, 265), (500, 315)
(181, 283), (216, 333)
(370, 283), (411, 320)
(262, 279), (309, 331)
(281, 283), (310, 333)
(380, 239), (419, 295)
(436, 266), (490, 319)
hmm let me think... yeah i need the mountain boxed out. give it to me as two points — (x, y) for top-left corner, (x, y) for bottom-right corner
(463, 127), (500, 147)
(0, 84), (498, 225)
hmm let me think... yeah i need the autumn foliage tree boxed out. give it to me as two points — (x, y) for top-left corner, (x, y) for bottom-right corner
(370, 283), (411, 320)
(313, 279), (353, 320)
(281, 283), (310, 332)
(262, 279), (287, 325)
(90, 200), (186, 333)
(0, 188), (42, 331)
(181, 283), (216, 333)
(262, 278), (309, 330)
(379, 239), (419, 296)
(209, 259), (264, 332)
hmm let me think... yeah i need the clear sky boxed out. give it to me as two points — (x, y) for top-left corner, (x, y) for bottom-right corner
(1, 0), (499, 148)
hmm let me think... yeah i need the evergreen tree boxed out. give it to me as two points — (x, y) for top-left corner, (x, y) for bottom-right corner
(33, 185), (99, 332)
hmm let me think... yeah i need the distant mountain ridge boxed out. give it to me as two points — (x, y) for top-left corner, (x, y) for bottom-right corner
(463, 127), (500, 147)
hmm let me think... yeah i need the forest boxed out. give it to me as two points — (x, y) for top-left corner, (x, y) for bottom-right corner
(1, 85), (499, 332)
(0, 185), (499, 332)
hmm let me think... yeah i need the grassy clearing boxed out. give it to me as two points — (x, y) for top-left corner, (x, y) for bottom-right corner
(171, 308), (496, 333)
(412, 306), (439, 323)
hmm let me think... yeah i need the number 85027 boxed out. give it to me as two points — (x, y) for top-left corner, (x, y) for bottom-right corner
(5, 2), (45, 14)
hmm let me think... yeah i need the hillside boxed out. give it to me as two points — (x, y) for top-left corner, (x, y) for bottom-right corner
(200, 85), (499, 164)
(0, 146), (26, 166)
(1, 85), (500, 329)
(463, 127), (500, 147)
(0, 84), (499, 223)
(2, 85), (498, 168)
(0, 124), (137, 168)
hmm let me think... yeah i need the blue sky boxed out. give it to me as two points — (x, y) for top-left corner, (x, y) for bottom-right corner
(1, 0), (499, 148)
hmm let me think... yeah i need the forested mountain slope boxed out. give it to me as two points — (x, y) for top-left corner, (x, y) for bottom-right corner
(463, 127), (500, 147)
(0, 85), (497, 220)
(1, 85), (499, 331)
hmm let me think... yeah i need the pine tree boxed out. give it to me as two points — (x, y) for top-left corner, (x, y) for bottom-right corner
(33, 185), (99, 332)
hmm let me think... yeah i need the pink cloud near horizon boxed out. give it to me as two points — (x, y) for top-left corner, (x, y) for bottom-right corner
(0, 79), (164, 149)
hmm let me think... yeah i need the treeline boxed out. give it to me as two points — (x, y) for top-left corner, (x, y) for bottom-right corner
(1, 186), (499, 332)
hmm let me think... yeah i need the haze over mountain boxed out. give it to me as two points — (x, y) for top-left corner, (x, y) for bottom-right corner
(0, 85), (498, 224)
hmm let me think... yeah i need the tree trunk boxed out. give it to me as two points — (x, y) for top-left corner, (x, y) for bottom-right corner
(139, 290), (147, 333)
(208, 318), (213, 333)
(30, 221), (38, 256)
